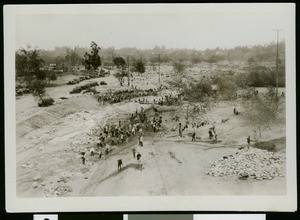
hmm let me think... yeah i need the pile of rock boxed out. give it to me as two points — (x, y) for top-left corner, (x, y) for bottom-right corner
(206, 147), (284, 180)
(57, 172), (73, 183)
(32, 174), (42, 189)
(68, 130), (98, 152)
(43, 185), (73, 197)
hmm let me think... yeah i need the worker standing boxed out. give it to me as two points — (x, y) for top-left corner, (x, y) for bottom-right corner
(179, 123), (182, 137)
(247, 136), (251, 147)
(132, 148), (136, 158)
(117, 159), (123, 171)
(138, 135), (144, 147)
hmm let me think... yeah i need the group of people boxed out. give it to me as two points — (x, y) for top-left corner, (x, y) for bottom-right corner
(208, 125), (217, 141)
(97, 116), (145, 151)
(97, 88), (159, 104)
(177, 119), (216, 141)
(175, 116), (208, 140)
(117, 139), (144, 171)
(191, 122), (207, 141)
(153, 93), (182, 106)
(80, 106), (163, 168)
(150, 115), (163, 132)
(233, 107), (240, 115)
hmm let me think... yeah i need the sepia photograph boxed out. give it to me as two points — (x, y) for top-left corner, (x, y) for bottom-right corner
(4, 3), (296, 212)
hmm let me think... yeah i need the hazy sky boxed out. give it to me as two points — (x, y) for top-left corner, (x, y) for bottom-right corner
(14, 4), (290, 50)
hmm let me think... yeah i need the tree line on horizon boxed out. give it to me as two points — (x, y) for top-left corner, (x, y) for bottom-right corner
(15, 40), (285, 107)
(24, 41), (284, 70)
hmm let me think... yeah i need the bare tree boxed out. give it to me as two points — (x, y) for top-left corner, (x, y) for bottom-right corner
(243, 93), (278, 137)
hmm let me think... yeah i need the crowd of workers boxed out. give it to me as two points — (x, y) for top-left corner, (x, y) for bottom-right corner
(97, 89), (158, 104)
(80, 106), (164, 171)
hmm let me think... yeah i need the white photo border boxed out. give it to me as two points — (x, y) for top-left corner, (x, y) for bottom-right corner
(4, 3), (297, 212)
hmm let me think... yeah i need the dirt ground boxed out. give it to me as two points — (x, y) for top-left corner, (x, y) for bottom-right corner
(16, 65), (286, 197)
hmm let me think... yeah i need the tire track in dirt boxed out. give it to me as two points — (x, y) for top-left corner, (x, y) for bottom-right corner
(150, 142), (169, 195)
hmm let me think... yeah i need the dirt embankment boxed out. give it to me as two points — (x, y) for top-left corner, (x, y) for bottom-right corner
(16, 95), (100, 139)
(16, 92), (156, 197)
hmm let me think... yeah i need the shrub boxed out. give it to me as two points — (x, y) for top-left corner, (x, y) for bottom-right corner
(70, 86), (82, 94)
(213, 75), (238, 100)
(100, 81), (107, 85)
(113, 56), (126, 68)
(173, 61), (186, 74)
(38, 97), (54, 107)
(183, 79), (212, 102)
(246, 65), (285, 87)
(240, 87), (257, 100)
(135, 60), (145, 73)
(84, 87), (98, 94)
(70, 82), (99, 94)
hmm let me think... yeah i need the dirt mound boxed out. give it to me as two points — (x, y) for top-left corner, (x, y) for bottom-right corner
(253, 137), (286, 152)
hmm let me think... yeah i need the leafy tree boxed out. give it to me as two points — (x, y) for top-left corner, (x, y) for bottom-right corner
(65, 50), (83, 68)
(46, 71), (57, 84)
(173, 61), (186, 74)
(113, 56), (126, 68)
(206, 54), (221, 64)
(105, 47), (116, 68)
(247, 57), (255, 63)
(84, 41), (101, 70)
(149, 56), (159, 71)
(15, 46), (55, 106)
(213, 75), (238, 100)
(235, 73), (249, 89)
(166, 75), (186, 92)
(246, 65), (285, 88)
(114, 69), (128, 86)
(135, 59), (145, 73)
(53, 56), (66, 71)
(191, 57), (202, 65)
(28, 79), (46, 100)
(16, 47), (44, 82)
(183, 79), (213, 102)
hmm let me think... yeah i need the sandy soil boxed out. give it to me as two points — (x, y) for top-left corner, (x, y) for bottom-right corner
(16, 67), (286, 197)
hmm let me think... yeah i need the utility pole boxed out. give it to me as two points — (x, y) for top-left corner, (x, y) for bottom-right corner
(127, 55), (129, 86)
(158, 54), (161, 87)
(272, 29), (283, 104)
(127, 55), (131, 88)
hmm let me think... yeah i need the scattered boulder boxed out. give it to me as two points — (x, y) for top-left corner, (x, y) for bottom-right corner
(33, 175), (41, 181)
(32, 182), (38, 189)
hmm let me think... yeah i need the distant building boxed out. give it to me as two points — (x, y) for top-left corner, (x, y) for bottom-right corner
(53, 69), (64, 73)
(39, 64), (63, 73)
